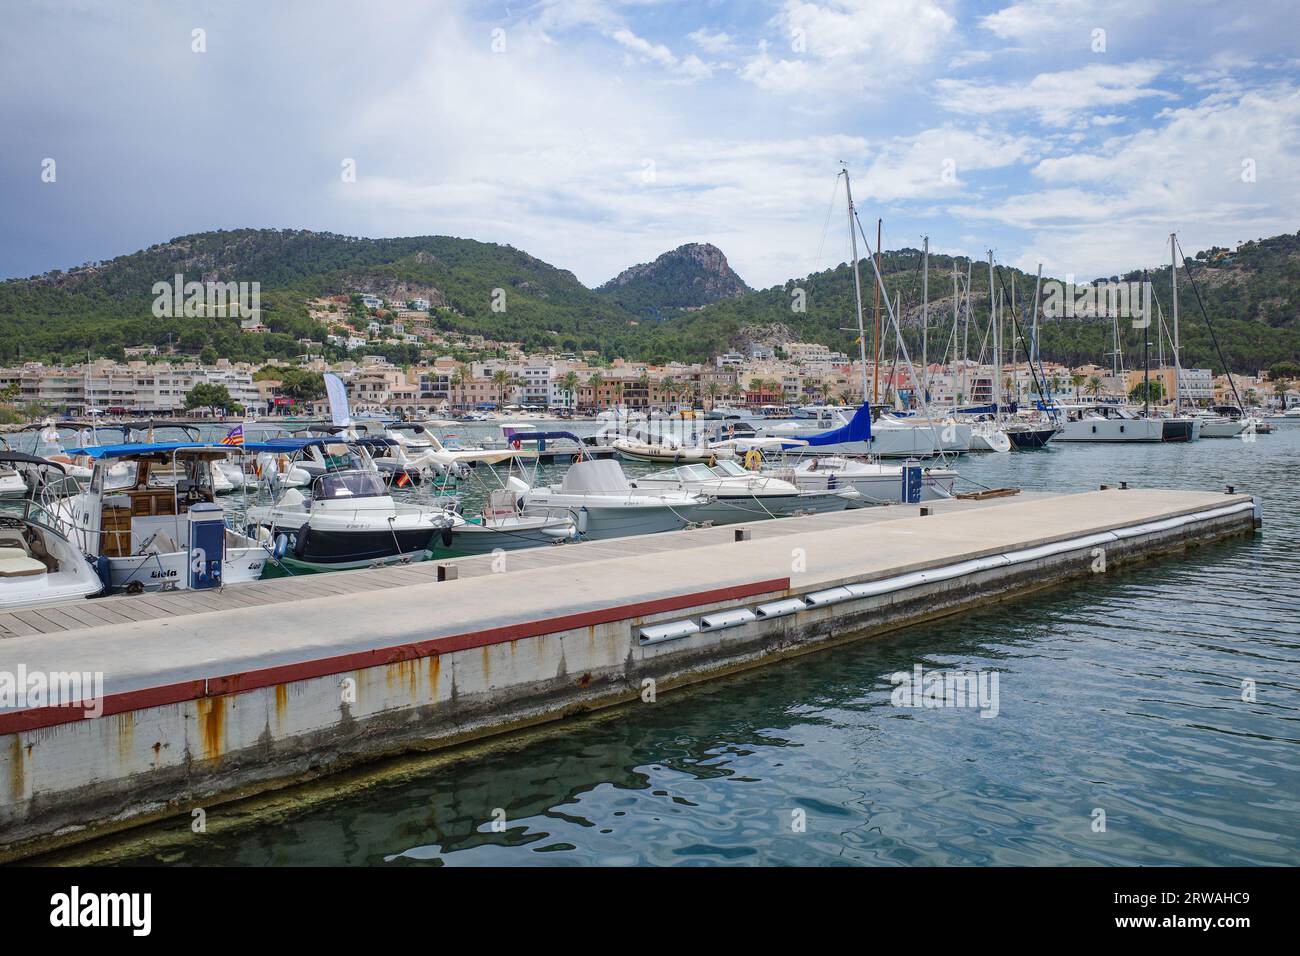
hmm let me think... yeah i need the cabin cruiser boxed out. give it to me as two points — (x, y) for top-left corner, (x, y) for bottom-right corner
(242, 438), (459, 571)
(519, 459), (709, 540)
(0, 454), (104, 610)
(1055, 404), (1165, 442)
(777, 455), (957, 504)
(705, 404), (746, 420)
(54, 442), (267, 593)
(630, 459), (855, 524)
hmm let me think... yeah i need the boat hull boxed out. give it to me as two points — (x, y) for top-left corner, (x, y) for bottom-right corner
(690, 491), (850, 525)
(1006, 426), (1059, 449)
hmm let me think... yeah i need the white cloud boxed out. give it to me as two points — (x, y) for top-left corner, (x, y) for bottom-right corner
(688, 28), (736, 55)
(741, 0), (955, 94)
(861, 126), (1037, 202)
(936, 61), (1171, 126)
(950, 84), (1300, 276)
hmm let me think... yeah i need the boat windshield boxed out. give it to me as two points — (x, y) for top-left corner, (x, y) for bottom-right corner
(314, 470), (387, 500)
(711, 460), (751, 478)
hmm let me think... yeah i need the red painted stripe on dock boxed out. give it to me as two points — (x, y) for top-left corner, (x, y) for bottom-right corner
(0, 577), (789, 734)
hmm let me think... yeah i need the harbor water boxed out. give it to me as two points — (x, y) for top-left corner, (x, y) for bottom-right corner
(31, 423), (1300, 866)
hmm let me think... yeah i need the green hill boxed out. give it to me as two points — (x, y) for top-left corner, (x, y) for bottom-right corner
(3, 227), (1297, 374)
(595, 242), (751, 319)
(636, 234), (1300, 374)
(0, 229), (642, 365)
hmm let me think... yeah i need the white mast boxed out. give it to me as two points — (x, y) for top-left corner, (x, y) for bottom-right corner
(921, 236), (929, 403)
(988, 251), (999, 417)
(1170, 232), (1181, 413)
(842, 168), (869, 404)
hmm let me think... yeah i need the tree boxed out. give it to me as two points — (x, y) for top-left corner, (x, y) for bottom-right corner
(1128, 380), (1164, 404)
(1085, 375), (1104, 398)
(200, 346), (219, 365)
(184, 383), (233, 412)
(559, 371), (580, 411)
(450, 366), (467, 412)
(1070, 372), (1084, 400)
(490, 368), (511, 407)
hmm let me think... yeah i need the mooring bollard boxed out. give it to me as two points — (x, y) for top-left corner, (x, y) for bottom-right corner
(1226, 485), (1235, 495)
(1120, 481), (1128, 490)
(919, 506), (931, 516)
(734, 529), (751, 542)
(1100, 484), (1111, 490)
(437, 564), (458, 582)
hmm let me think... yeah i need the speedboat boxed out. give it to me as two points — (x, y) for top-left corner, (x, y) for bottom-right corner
(53, 442), (267, 593)
(0, 453), (104, 610)
(778, 455), (957, 504)
(242, 438), (458, 571)
(520, 459), (709, 540)
(630, 459), (854, 524)
(444, 479), (578, 556)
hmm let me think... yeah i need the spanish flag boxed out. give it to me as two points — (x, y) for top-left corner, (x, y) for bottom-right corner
(221, 424), (245, 447)
(395, 470), (411, 488)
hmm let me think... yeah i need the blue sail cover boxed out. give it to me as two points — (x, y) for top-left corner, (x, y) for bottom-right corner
(799, 404), (872, 447)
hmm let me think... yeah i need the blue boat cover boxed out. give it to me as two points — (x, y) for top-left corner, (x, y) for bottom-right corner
(798, 404), (872, 447)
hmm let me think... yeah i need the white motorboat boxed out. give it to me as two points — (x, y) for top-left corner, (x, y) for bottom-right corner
(0, 460), (25, 499)
(54, 442), (267, 593)
(242, 438), (458, 571)
(444, 480), (578, 556)
(630, 460), (854, 524)
(1055, 404), (1165, 442)
(611, 436), (735, 465)
(0, 454), (104, 610)
(520, 459), (709, 540)
(779, 455), (957, 504)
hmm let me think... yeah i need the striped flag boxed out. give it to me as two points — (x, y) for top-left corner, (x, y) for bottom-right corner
(220, 425), (245, 447)
(395, 470), (411, 488)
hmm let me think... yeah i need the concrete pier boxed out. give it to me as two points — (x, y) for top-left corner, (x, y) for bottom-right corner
(0, 487), (1260, 861)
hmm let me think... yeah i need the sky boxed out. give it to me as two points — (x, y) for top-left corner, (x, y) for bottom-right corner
(2, 0), (1299, 289)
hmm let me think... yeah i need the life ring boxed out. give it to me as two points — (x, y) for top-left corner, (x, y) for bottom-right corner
(744, 449), (762, 471)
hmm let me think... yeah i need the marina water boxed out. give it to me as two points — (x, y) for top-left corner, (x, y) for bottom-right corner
(55, 423), (1300, 865)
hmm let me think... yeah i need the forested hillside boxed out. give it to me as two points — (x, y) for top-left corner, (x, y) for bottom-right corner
(3, 227), (1296, 373)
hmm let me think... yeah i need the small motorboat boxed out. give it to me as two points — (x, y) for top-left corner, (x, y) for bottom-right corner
(0, 453), (103, 610)
(520, 459), (709, 540)
(242, 438), (458, 571)
(780, 455), (957, 504)
(630, 459), (854, 524)
(53, 442), (267, 593)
